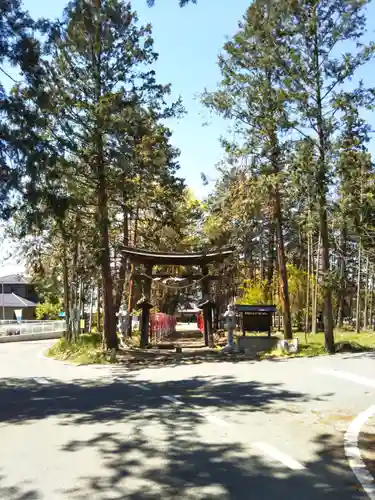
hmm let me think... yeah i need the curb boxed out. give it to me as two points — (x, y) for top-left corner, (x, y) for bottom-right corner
(344, 405), (375, 499)
(37, 344), (114, 368)
(38, 343), (77, 367)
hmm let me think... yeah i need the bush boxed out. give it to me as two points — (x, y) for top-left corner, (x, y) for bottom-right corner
(35, 302), (62, 320)
(47, 332), (110, 364)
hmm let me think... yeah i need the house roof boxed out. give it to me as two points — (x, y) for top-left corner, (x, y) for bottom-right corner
(0, 274), (29, 285)
(0, 293), (37, 308)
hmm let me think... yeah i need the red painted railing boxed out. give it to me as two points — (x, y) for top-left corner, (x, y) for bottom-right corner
(197, 313), (204, 333)
(150, 313), (176, 341)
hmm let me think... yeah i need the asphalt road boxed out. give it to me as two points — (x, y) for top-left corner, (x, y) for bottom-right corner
(0, 340), (374, 499)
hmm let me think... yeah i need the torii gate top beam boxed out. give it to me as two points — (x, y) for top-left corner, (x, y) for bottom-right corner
(121, 246), (235, 266)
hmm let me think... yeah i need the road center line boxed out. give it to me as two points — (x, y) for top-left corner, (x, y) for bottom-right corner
(253, 442), (306, 470)
(315, 368), (375, 388)
(344, 405), (375, 499)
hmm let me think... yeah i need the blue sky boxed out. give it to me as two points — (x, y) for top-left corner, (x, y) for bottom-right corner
(21, 0), (252, 197)
(1, 0), (375, 275)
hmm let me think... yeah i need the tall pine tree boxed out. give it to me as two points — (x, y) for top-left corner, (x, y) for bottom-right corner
(42, 0), (181, 348)
(276, 0), (374, 352)
(202, 2), (293, 340)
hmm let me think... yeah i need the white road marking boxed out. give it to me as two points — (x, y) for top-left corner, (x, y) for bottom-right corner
(253, 442), (306, 470)
(112, 377), (152, 391)
(138, 385), (152, 391)
(188, 402), (229, 427)
(33, 377), (51, 385)
(316, 368), (375, 389)
(162, 395), (184, 406)
(344, 405), (375, 499)
(203, 413), (228, 427)
(162, 395), (228, 426)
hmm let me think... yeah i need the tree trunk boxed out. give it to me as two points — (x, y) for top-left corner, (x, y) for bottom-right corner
(127, 207), (140, 337)
(78, 278), (83, 333)
(268, 108), (292, 340)
(305, 221), (311, 334)
(96, 280), (101, 332)
(364, 255), (369, 330)
(337, 224), (347, 329)
(312, 8), (334, 353)
(319, 204), (334, 352)
(71, 238), (79, 340)
(355, 161), (365, 333)
(370, 266), (374, 330)
(62, 242), (71, 341)
(311, 233), (321, 335)
(97, 168), (117, 348)
(265, 223), (275, 303)
(94, 0), (117, 349)
(114, 204), (129, 313)
(259, 237), (264, 282)
(274, 187), (292, 340)
(355, 240), (362, 333)
(88, 282), (94, 334)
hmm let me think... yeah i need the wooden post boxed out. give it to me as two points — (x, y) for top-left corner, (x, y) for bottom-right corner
(97, 281), (101, 333)
(201, 265), (213, 347)
(127, 264), (135, 337)
(140, 263), (153, 348)
(268, 313), (271, 337)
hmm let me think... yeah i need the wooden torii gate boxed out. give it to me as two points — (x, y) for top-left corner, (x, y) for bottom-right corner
(122, 246), (234, 348)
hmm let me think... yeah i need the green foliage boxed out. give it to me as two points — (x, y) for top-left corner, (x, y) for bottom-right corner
(35, 302), (62, 320)
(237, 266), (319, 322)
(0, 0), (46, 218)
(279, 265), (315, 316)
(202, 1), (296, 338)
(47, 333), (111, 364)
(260, 331), (375, 360)
(236, 279), (269, 305)
(147, 0), (195, 5)
(6, 0), (191, 349)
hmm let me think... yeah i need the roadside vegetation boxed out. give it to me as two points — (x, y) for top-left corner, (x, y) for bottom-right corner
(46, 327), (375, 366)
(261, 330), (375, 360)
(47, 333), (110, 365)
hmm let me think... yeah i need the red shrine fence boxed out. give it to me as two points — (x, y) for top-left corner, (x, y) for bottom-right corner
(197, 313), (204, 334)
(150, 313), (176, 342)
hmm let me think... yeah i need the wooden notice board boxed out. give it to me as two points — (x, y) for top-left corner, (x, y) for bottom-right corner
(235, 305), (277, 336)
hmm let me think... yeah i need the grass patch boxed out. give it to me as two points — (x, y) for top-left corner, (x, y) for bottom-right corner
(259, 329), (375, 360)
(47, 332), (113, 364)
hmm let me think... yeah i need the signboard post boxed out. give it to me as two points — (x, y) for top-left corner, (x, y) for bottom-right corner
(235, 305), (277, 336)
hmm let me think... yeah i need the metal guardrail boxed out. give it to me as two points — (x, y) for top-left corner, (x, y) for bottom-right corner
(0, 319), (53, 325)
(0, 320), (66, 337)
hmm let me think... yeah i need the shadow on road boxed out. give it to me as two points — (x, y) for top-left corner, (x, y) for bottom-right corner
(115, 349), (259, 369)
(0, 473), (39, 500)
(0, 375), (368, 499)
